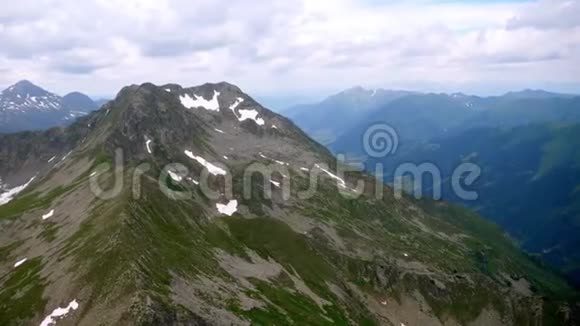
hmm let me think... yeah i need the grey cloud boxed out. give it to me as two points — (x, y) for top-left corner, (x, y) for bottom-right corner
(489, 53), (563, 65)
(51, 61), (109, 74)
(0, 1), (47, 24)
(321, 56), (375, 69)
(135, 0), (295, 59)
(507, 0), (580, 29)
(0, 2), (94, 59)
(0, 22), (85, 59)
(140, 35), (229, 57)
(180, 65), (210, 72)
(0, 38), (76, 59)
(452, 50), (565, 66)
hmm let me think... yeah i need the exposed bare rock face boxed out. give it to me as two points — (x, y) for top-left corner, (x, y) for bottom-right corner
(0, 82), (578, 325)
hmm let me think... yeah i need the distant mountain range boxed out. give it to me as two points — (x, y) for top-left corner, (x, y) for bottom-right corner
(287, 87), (579, 151)
(502, 89), (578, 100)
(285, 87), (415, 145)
(288, 87), (580, 286)
(0, 80), (100, 133)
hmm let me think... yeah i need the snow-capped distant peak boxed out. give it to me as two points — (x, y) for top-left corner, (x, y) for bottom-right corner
(0, 91), (62, 113)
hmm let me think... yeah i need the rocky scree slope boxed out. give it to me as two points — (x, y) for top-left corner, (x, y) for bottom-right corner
(0, 82), (578, 326)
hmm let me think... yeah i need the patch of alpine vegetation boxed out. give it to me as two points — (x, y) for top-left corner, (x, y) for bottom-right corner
(0, 81), (578, 325)
(0, 257), (47, 325)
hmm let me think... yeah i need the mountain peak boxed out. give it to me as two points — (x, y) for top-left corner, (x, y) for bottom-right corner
(62, 92), (97, 112)
(4, 80), (49, 97)
(1, 80), (59, 116)
(94, 80), (315, 162)
(338, 86), (380, 97)
(13, 79), (36, 87)
(0, 80), (98, 132)
(344, 85), (366, 93)
(503, 89), (576, 99)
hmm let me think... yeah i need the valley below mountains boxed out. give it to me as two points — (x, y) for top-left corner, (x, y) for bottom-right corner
(290, 86), (580, 294)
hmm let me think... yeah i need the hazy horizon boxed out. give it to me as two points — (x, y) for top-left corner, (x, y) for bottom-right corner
(2, 78), (578, 113)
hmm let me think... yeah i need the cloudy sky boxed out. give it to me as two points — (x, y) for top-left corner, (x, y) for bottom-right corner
(1, 0), (579, 104)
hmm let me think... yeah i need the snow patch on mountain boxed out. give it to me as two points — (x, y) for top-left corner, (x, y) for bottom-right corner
(229, 97), (265, 126)
(14, 258), (27, 268)
(258, 152), (288, 166)
(216, 200), (238, 216)
(168, 170), (183, 182)
(229, 97), (244, 111)
(180, 90), (220, 111)
(187, 177), (199, 185)
(145, 139), (153, 154)
(184, 150), (227, 175)
(0, 176), (36, 205)
(273, 159), (288, 166)
(42, 209), (55, 220)
(61, 151), (72, 162)
(238, 109), (265, 125)
(40, 299), (79, 326)
(315, 164), (347, 188)
(0, 93), (61, 112)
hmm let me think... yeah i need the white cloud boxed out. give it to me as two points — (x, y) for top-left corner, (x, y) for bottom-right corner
(0, 0), (578, 97)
